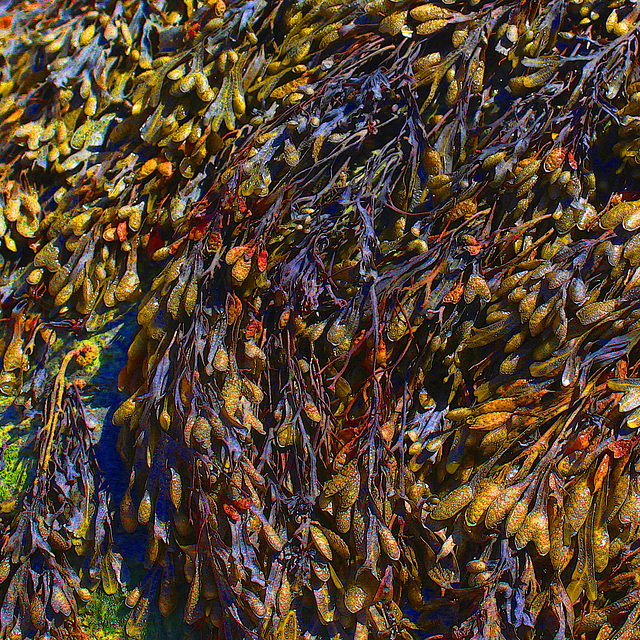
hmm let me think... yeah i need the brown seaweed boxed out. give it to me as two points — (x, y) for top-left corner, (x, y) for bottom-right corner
(0, 0), (639, 638)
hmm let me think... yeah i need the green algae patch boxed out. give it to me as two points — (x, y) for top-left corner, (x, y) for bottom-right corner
(81, 587), (129, 640)
(80, 586), (190, 640)
(0, 415), (35, 512)
(0, 437), (29, 504)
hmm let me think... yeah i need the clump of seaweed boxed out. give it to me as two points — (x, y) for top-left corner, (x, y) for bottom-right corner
(0, 0), (639, 639)
(0, 347), (124, 639)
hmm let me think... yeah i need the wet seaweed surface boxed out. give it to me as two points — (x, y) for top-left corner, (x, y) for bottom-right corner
(0, 0), (639, 638)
